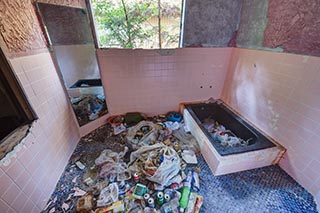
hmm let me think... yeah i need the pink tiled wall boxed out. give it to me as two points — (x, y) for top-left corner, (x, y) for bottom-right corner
(222, 48), (320, 202)
(97, 48), (232, 115)
(1, 43), (318, 212)
(0, 52), (80, 212)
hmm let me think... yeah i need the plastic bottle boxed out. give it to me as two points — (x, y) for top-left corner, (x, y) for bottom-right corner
(179, 171), (193, 211)
(160, 198), (180, 213)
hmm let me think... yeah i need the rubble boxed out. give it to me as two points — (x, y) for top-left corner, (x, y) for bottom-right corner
(61, 202), (70, 211)
(72, 176), (79, 183)
(76, 194), (93, 213)
(42, 110), (203, 213)
(73, 187), (87, 197)
(75, 161), (86, 170)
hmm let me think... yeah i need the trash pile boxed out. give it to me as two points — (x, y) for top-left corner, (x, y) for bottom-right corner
(203, 118), (251, 147)
(71, 94), (108, 126)
(46, 111), (203, 213)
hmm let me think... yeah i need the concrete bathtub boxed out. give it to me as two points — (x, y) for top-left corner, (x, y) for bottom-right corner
(182, 101), (285, 175)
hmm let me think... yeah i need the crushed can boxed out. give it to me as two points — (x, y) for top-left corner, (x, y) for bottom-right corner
(133, 172), (140, 182)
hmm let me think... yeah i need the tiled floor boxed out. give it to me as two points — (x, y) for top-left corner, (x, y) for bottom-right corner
(198, 157), (317, 212)
(42, 124), (318, 213)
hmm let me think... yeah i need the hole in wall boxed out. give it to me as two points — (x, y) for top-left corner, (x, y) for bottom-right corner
(200, 86), (203, 88)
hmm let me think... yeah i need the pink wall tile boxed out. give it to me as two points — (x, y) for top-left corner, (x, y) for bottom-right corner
(12, 192), (28, 212)
(6, 160), (25, 181)
(15, 170), (31, 190)
(22, 199), (35, 213)
(17, 147), (34, 168)
(0, 199), (10, 213)
(7, 207), (15, 213)
(222, 48), (320, 200)
(0, 174), (14, 197)
(97, 48), (232, 115)
(22, 178), (36, 197)
(79, 114), (109, 137)
(2, 183), (20, 205)
(31, 205), (40, 213)
(29, 184), (42, 205)
(0, 51), (80, 212)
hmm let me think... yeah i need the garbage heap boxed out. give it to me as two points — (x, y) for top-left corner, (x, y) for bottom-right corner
(77, 112), (203, 213)
(203, 118), (251, 147)
(71, 94), (108, 126)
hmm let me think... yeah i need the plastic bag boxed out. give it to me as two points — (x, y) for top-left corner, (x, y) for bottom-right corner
(126, 121), (160, 149)
(96, 183), (119, 207)
(95, 147), (128, 166)
(129, 144), (181, 186)
(172, 128), (199, 152)
(95, 147), (131, 181)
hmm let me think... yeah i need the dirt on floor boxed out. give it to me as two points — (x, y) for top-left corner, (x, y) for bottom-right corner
(42, 113), (203, 213)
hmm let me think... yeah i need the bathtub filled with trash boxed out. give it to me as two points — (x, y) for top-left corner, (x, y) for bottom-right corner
(185, 101), (276, 156)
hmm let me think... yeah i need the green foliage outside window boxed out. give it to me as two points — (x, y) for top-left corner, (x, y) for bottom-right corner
(91, 0), (181, 49)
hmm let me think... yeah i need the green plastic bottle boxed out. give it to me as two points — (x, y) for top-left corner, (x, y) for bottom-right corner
(179, 171), (193, 211)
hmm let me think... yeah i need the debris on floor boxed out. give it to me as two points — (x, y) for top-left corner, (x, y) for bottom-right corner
(75, 161), (86, 170)
(43, 111), (204, 213)
(71, 94), (108, 126)
(76, 194), (93, 212)
(126, 121), (161, 149)
(42, 111), (319, 213)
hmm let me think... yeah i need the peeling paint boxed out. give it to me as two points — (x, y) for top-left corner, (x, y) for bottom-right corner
(0, 123), (36, 166)
(267, 100), (280, 131)
(0, 141), (27, 167)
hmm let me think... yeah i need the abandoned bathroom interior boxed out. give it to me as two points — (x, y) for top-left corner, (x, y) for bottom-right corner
(0, 0), (320, 212)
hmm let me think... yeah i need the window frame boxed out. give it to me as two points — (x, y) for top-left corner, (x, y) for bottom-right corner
(86, 0), (185, 49)
(0, 48), (37, 159)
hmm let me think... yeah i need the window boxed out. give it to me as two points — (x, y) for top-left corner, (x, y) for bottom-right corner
(0, 48), (36, 159)
(90, 0), (183, 49)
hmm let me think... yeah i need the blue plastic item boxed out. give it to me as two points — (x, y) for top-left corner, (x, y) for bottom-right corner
(166, 112), (182, 123)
